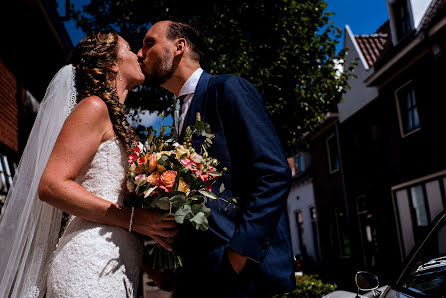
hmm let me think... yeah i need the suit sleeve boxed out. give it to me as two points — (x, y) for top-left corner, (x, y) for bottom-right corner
(219, 76), (292, 263)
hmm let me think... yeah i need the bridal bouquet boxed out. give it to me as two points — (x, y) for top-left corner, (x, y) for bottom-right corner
(126, 113), (236, 271)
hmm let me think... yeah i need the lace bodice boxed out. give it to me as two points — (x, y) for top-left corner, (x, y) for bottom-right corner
(75, 137), (128, 205)
(46, 139), (143, 297)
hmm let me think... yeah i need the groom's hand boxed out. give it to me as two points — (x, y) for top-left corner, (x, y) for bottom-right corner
(133, 209), (178, 251)
(227, 247), (248, 274)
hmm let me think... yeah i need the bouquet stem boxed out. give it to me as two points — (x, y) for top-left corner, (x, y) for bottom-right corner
(146, 245), (183, 272)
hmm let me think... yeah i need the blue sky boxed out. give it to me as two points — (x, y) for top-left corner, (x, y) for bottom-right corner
(326, 0), (389, 53)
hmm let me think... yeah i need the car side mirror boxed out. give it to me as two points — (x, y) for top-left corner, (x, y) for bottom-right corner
(355, 271), (379, 291)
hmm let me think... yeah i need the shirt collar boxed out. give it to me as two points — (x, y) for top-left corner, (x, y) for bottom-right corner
(178, 67), (204, 97)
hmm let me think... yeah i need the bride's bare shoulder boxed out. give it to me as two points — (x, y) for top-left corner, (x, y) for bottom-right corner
(70, 96), (109, 119)
(76, 96), (108, 111)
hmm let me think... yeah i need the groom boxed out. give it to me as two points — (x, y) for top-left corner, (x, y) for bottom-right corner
(138, 18), (295, 297)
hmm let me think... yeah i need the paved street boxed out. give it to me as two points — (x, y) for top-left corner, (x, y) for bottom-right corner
(142, 272), (172, 298)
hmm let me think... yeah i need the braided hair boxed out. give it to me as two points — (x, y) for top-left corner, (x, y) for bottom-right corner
(71, 31), (139, 154)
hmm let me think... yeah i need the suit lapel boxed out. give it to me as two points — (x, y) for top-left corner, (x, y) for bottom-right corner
(179, 71), (212, 142)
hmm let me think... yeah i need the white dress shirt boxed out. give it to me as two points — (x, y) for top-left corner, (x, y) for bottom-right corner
(177, 67), (204, 133)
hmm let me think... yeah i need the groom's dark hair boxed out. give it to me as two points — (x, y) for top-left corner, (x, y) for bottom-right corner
(156, 16), (203, 62)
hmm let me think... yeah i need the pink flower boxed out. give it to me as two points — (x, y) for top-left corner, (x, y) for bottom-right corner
(134, 174), (147, 185)
(130, 143), (143, 161)
(128, 153), (138, 163)
(190, 153), (203, 163)
(158, 185), (172, 193)
(181, 159), (199, 172)
(207, 167), (220, 178)
(198, 172), (210, 182)
(206, 182), (212, 192)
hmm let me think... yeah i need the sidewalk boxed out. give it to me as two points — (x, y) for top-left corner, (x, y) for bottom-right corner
(142, 271), (172, 298)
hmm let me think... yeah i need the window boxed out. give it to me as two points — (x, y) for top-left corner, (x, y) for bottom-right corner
(0, 154), (13, 193)
(327, 134), (339, 173)
(356, 195), (379, 268)
(294, 153), (304, 175)
(394, 0), (413, 40)
(295, 210), (307, 256)
(393, 173), (446, 259)
(289, 152), (309, 178)
(0, 154), (15, 210)
(410, 185), (429, 227)
(310, 207), (320, 262)
(396, 82), (420, 136)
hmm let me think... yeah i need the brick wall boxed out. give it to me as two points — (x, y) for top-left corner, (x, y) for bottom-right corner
(0, 59), (18, 152)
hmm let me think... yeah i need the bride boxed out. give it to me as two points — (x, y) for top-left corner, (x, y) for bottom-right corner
(0, 31), (177, 297)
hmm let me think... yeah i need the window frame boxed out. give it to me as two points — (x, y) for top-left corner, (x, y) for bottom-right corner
(326, 134), (340, 174)
(395, 80), (421, 138)
(309, 206), (320, 262)
(392, 170), (446, 260)
(393, 0), (414, 41)
(294, 152), (304, 176)
(295, 209), (307, 256)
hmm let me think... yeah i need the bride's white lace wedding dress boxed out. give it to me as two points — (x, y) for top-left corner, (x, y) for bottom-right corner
(46, 138), (143, 297)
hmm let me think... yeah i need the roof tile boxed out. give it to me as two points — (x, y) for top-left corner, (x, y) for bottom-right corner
(355, 34), (391, 67)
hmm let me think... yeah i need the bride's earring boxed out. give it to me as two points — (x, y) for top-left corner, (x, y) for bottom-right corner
(118, 69), (122, 81)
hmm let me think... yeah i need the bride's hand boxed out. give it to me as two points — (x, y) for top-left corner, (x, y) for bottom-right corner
(132, 209), (178, 251)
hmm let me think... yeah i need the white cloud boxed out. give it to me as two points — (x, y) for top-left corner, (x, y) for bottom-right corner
(139, 111), (160, 127)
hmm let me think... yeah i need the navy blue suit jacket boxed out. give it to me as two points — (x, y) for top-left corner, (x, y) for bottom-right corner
(175, 71), (295, 296)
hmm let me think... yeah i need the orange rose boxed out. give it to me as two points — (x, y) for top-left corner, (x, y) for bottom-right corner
(146, 171), (161, 186)
(160, 170), (177, 189)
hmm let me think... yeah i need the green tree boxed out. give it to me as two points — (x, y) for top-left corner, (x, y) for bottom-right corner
(72, 0), (353, 155)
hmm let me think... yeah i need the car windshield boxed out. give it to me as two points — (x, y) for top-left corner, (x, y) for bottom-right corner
(401, 215), (446, 296)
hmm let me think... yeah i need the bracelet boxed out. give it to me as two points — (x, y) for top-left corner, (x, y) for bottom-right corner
(129, 207), (135, 232)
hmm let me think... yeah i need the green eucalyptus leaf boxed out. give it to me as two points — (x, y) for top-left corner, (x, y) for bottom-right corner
(156, 197), (171, 210)
(174, 204), (191, 224)
(198, 189), (219, 201)
(190, 211), (209, 231)
(190, 204), (202, 215)
(170, 194), (187, 208)
(157, 155), (169, 166)
(144, 186), (158, 198)
(201, 205), (211, 217)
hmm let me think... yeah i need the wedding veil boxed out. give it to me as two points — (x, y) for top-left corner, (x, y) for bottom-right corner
(0, 65), (77, 297)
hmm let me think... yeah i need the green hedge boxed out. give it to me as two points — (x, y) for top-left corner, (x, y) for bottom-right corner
(274, 274), (337, 298)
